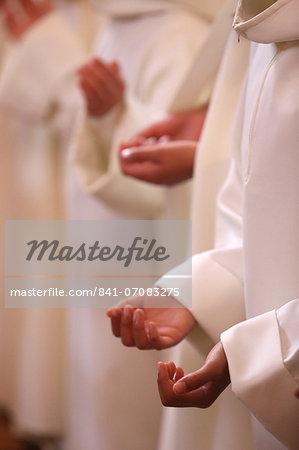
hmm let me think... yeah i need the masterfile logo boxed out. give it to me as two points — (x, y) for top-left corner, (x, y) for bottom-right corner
(5, 220), (192, 308)
(26, 237), (170, 267)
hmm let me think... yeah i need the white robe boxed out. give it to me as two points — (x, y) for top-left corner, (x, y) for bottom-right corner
(220, 1), (299, 448)
(157, 26), (255, 450)
(0, 2), (225, 449)
(0, 2), (99, 436)
(159, 0), (299, 448)
(66, 3), (230, 450)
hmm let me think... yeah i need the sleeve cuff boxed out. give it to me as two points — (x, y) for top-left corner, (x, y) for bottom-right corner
(221, 310), (299, 449)
(156, 249), (245, 343)
(276, 298), (299, 383)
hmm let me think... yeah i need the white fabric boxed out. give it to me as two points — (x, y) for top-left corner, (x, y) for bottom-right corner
(70, 4), (219, 218)
(156, 31), (256, 450)
(205, 0), (299, 447)
(158, 0), (299, 448)
(277, 298), (299, 383)
(0, 1), (99, 436)
(67, 2), (251, 450)
(157, 28), (250, 341)
(94, 0), (224, 19)
(219, 3), (299, 444)
(94, 0), (174, 16)
(67, 5), (227, 450)
(0, 4), (212, 448)
(221, 307), (299, 450)
(0, 7), (163, 450)
(0, 12), (85, 120)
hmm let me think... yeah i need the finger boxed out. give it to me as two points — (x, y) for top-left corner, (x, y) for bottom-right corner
(93, 58), (125, 91)
(18, 0), (39, 15)
(173, 366), (213, 394)
(79, 78), (110, 116)
(121, 162), (158, 179)
(106, 308), (115, 318)
(136, 118), (176, 140)
(87, 58), (125, 106)
(79, 80), (101, 115)
(173, 342), (228, 394)
(157, 362), (175, 406)
(110, 308), (122, 338)
(172, 383), (217, 408)
(175, 366), (184, 382)
(166, 361), (177, 380)
(119, 137), (145, 153)
(148, 321), (163, 350)
(79, 79), (94, 101)
(120, 145), (159, 164)
(121, 140), (193, 164)
(133, 309), (151, 349)
(18, 0), (53, 16)
(79, 70), (107, 102)
(77, 61), (92, 75)
(3, 4), (18, 33)
(120, 307), (135, 346)
(121, 161), (162, 183)
(109, 60), (120, 74)
(157, 363), (202, 408)
(80, 63), (123, 113)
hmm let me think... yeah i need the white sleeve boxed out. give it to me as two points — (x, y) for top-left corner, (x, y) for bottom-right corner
(156, 248), (245, 344)
(221, 299), (299, 450)
(0, 11), (85, 121)
(155, 31), (251, 343)
(69, 95), (167, 217)
(156, 157), (246, 343)
(277, 298), (299, 383)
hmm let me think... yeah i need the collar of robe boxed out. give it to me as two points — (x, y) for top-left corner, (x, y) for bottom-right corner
(233, 0), (299, 43)
(93, 0), (223, 20)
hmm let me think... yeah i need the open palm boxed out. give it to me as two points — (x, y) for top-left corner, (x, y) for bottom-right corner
(107, 295), (196, 350)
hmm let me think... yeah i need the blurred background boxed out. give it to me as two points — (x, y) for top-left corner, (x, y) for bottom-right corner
(0, 0), (223, 449)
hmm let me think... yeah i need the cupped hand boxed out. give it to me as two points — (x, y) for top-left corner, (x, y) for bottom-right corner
(2, 0), (54, 39)
(119, 140), (197, 186)
(106, 294), (196, 350)
(158, 342), (230, 408)
(118, 105), (208, 186)
(134, 105), (208, 142)
(78, 58), (125, 117)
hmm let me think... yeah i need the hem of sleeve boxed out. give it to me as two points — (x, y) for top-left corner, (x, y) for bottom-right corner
(221, 311), (299, 449)
(156, 250), (245, 343)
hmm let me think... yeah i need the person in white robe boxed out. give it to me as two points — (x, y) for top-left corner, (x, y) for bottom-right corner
(0, 4), (245, 445)
(0, 1), (225, 448)
(0, 0), (99, 439)
(108, 0), (299, 449)
(67, 2), (232, 449)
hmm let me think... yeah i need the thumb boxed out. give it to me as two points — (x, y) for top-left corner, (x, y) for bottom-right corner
(119, 136), (145, 153)
(173, 363), (214, 394)
(173, 342), (228, 394)
(136, 121), (171, 140)
(109, 60), (120, 74)
(120, 146), (158, 164)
